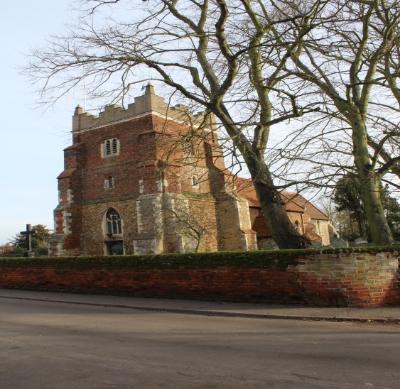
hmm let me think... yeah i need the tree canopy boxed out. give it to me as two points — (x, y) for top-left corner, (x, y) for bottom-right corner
(334, 176), (400, 241)
(11, 224), (51, 255)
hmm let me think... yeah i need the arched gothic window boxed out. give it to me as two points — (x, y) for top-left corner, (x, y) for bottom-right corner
(106, 208), (122, 235)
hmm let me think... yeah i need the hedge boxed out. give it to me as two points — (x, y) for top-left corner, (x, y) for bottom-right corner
(0, 246), (398, 270)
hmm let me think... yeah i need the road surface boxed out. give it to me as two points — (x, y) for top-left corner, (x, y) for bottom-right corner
(0, 292), (399, 388)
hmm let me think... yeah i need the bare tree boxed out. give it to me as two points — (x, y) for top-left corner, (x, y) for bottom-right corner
(164, 205), (206, 252)
(266, 0), (400, 244)
(28, 0), (330, 248)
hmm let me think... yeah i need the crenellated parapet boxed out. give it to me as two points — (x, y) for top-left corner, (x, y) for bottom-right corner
(73, 84), (215, 132)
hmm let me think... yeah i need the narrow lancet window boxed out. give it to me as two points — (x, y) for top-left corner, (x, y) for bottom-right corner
(106, 208), (122, 235)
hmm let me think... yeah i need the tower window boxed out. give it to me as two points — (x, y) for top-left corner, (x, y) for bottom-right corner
(105, 208), (122, 235)
(105, 141), (111, 155)
(104, 176), (114, 190)
(102, 138), (120, 157)
(112, 138), (118, 154)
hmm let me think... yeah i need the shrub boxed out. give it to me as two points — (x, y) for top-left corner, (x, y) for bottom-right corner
(0, 246), (398, 270)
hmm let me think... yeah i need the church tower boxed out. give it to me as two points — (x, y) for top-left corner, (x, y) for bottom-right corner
(49, 86), (257, 256)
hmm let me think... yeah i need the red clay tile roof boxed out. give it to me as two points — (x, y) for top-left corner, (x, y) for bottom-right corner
(303, 201), (329, 221)
(279, 192), (306, 213)
(232, 175), (328, 220)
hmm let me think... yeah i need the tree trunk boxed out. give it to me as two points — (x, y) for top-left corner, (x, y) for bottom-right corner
(359, 174), (393, 245)
(355, 211), (368, 239)
(246, 155), (310, 249)
(352, 116), (393, 245)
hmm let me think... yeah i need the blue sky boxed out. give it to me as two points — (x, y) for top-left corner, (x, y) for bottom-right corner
(0, 1), (83, 243)
(0, 1), (327, 245)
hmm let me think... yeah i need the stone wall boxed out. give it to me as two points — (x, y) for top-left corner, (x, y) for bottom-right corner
(80, 199), (138, 255)
(213, 194), (257, 251)
(294, 251), (399, 306)
(0, 250), (398, 307)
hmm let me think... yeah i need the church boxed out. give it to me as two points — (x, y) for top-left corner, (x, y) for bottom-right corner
(49, 85), (330, 256)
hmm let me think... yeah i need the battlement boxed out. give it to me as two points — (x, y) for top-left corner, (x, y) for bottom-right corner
(73, 84), (214, 132)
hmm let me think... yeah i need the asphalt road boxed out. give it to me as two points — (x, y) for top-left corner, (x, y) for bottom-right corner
(0, 294), (399, 388)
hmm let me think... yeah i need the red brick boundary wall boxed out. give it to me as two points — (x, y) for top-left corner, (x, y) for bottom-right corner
(0, 251), (399, 307)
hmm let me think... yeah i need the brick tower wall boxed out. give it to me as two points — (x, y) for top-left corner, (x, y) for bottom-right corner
(51, 85), (256, 256)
